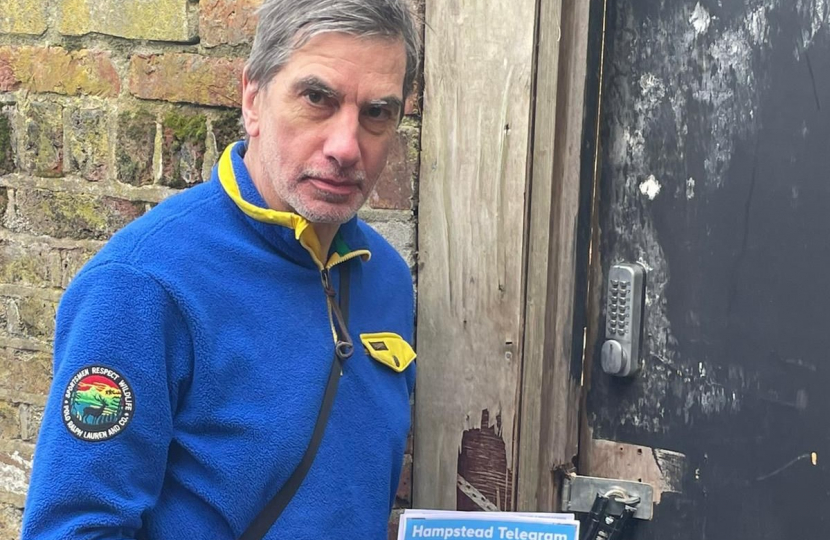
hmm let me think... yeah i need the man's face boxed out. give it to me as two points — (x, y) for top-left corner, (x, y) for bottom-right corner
(242, 32), (407, 224)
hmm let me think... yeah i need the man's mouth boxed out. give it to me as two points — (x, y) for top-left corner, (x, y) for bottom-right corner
(305, 176), (361, 196)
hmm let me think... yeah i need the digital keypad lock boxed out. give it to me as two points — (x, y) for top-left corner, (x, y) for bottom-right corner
(601, 263), (646, 377)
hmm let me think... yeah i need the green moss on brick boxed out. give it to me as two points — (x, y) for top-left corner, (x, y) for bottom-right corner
(21, 101), (63, 177)
(0, 113), (14, 175)
(163, 112), (206, 142)
(59, 0), (195, 42)
(212, 111), (243, 156)
(3, 256), (45, 286)
(65, 107), (109, 181)
(11, 189), (144, 240)
(17, 296), (56, 340)
(161, 111), (206, 188)
(39, 193), (107, 233)
(116, 109), (156, 186)
(0, 400), (20, 439)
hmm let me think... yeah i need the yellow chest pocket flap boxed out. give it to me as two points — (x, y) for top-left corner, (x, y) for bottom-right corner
(360, 332), (416, 373)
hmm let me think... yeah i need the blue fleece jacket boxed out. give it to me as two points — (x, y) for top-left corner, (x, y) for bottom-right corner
(21, 142), (416, 540)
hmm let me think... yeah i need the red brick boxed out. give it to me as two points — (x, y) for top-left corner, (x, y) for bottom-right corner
(200, 0), (261, 48)
(0, 46), (119, 97)
(129, 54), (244, 108)
(371, 124), (419, 210)
(396, 456), (413, 506)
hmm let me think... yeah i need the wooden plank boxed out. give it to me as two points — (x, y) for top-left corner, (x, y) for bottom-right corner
(516, 0), (593, 512)
(514, 0), (565, 512)
(413, 0), (538, 511)
(581, 439), (686, 505)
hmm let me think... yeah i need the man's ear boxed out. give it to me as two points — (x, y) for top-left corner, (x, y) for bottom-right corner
(241, 66), (261, 138)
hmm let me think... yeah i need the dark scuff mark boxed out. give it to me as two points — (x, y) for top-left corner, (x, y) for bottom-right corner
(805, 51), (822, 110)
(457, 409), (513, 511)
(727, 136), (760, 320)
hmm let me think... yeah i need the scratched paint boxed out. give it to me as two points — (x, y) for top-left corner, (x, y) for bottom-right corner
(686, 178), (695, 199)
(639, 175), (662, 200)
(795, 0), (830, 55)
(457, 410), (513, 511)
(690, 2), (712, 35)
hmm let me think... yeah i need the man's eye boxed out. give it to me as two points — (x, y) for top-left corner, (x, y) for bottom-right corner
(365, 106), (392, 121)
(305, 91), (324, 105)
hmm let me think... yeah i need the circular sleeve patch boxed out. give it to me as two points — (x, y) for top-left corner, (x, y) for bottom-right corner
(62, 366), (134, 442)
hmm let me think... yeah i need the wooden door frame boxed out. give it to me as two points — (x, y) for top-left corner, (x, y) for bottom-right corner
(413, 0), (599, 512)
(516, 0), (598, 512)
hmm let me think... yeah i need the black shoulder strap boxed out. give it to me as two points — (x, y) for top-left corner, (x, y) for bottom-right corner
(239, 264), (351, 540)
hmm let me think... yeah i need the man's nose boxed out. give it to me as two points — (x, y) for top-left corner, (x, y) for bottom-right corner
(323, 111), (361, 170)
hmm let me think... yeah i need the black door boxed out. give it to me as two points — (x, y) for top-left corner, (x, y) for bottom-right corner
(584, 0), (830, 537)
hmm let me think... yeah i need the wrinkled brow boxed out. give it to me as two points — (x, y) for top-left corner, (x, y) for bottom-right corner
(292, 76), (340, 100)
(293, 76), (403, 113)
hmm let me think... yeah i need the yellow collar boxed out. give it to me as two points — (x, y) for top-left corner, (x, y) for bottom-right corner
(216, 142), (371, 270)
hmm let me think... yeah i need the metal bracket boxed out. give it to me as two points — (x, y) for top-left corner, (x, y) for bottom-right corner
(561, 475), (654, 520)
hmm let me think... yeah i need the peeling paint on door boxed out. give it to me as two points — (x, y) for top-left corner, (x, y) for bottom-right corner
(457, 409), (513, 511)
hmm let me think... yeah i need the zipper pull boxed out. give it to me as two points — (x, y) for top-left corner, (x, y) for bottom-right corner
(321, 267), (353, 362)
(321, 268), (336, 298)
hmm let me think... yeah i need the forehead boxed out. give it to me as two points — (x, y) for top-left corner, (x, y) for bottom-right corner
(277, 32), (407, 96)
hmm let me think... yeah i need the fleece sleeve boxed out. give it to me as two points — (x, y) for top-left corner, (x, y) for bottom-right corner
(21, 262), (193, 540)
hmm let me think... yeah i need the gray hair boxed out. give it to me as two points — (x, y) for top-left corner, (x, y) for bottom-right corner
(246, 0), (421, 99)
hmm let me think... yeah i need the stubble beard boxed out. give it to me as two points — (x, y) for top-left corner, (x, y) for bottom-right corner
(259, 152), (368, 224)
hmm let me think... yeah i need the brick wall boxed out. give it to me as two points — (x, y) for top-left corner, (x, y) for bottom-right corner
(0, 0), (420, 537)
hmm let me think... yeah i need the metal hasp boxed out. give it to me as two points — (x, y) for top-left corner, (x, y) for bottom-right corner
(580, 494), (637, 540)
(601, 263), (646, 377)
(561, 475), (654, 521)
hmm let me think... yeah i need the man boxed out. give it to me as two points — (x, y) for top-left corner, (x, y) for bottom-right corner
(21, 0), (420, 538)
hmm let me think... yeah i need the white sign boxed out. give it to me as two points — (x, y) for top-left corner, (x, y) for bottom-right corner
(398, 510), (580, 540)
